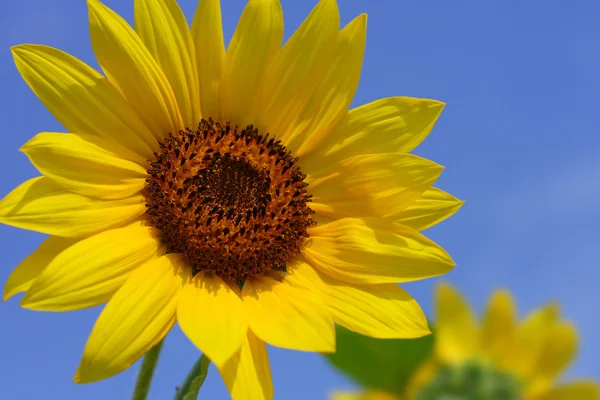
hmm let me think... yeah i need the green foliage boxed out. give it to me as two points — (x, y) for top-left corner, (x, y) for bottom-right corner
(417, 360), (522, 400)
(325, 325), (435, 394)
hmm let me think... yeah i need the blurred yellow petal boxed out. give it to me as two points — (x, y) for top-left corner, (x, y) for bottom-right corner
(404, 360), (440, 400)
(4, 236), (77, 301)
(191, 0), (225, 120)
(481, 289), (516, 359)
(290, 14), (367, 158)
(219, 330), (273, 400)
(219, 0), (283, 127)
(87, 0), (182, 140)
(309, 154), (443, 219)
(0, 177), (146, 238)
(242, 275), (334, 352)
(304, 218), (454, 285)
(21, 223), (161, 311)
(21, 132), (147, 200)
(394, 187), (464, 232)
(178, 272), (247, 368)
(255, 0), (339, 140)
(527, 322), (579, 395)
(502, 303), (559, 378)
(134, 0), (200, 128)
(434, 282), (478, 363)
(331, 394), (364, 400)
(11, 44), (156, 160)
(536, 322), (578, 380)
(319, 270), (430, 339)
(538, 381), (599, 400)
(75, 254), (187, 383)
(304, 97), (444, 168)
(331, 392), (399, 400)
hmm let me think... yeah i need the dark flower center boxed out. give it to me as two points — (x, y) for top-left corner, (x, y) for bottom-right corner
(145, 119), (315, 283)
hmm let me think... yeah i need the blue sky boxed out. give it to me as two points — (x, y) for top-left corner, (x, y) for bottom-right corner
(1, 0), (599, 399)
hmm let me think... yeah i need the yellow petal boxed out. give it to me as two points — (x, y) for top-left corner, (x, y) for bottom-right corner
(309, 154), (443, 220)
(434, 282), (478, 363)
(331, 392), (399, 400)
(290, 14), (367, 158)
(319, 270), (430, 339)
(21, 222), (161, 311)
(527, 322), (579, 395)
(219, 0), (283, 127)
(283, 257), (326, 292)
(330, 393), (364, 400)
(255, 0), (339, 140)
(502, 303), (559, 379)
(21, 132), (147, 200)
(303, 97), (445, 169)
(4, 236), (77, 301)
(404, 359), (439, 400)
(87, 0), (182, 140)
(219, 330), (273, 400)
(303, 218), (454, 285)
(178, 272), (247, 368)
(394, 187), (464, 232)
(242, 275), (335, 352)
(538, 381), (599, 400)
(134, 0), (200, 128)
(75, 254), (187, 383)
(11, 44), (156, 160)
(481, 289), (516, 360)
(0, 177), (146, 238)
(191, 0), (225, 121)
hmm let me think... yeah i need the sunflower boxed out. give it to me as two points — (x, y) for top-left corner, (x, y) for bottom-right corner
(1, 0), (461, 398)
(332, 283), (599, 400)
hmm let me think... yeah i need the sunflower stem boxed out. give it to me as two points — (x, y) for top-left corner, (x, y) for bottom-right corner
(174, 354), (211, 400)
(132, 339), (164, 400)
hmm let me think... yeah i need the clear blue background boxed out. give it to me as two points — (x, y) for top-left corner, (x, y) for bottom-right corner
(1, 0), (598, 398)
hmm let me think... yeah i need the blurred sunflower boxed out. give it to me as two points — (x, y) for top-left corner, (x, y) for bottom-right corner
(333, 283), (599, 400)
(1, 0), (461, 398)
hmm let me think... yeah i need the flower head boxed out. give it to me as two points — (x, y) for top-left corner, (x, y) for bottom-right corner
(332, 283), (599, 400)
(1, 0), (461, 398)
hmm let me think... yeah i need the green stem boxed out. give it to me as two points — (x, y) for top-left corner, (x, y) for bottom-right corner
(174, 354), (211, 400)
(132, 340), (165, 400)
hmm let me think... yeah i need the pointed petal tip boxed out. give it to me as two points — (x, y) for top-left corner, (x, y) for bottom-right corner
(2, 289), (13, 302)
(435, 249), (457, 271)
(318, 0), (340, 20)
(547, 301), (561, 316)
(3, 278), (21, 302)
(18, 292), (45, 311)
(73, 366), (96, 384)
(18, 295), (31, 308)
(73, 369), (82, 384)
(87, 0), (108, 17)
(492, 287), (512, 299)
(72, 365), (106, 384)
(10, 45), (24, 56)
(436, 281), (455, 294)
(356, 12), (368, 27)
(73, 363), (102, 384)
(346, 12), (367, 30)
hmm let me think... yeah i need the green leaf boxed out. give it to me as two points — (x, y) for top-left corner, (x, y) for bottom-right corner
(324, 325), (435, 394)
